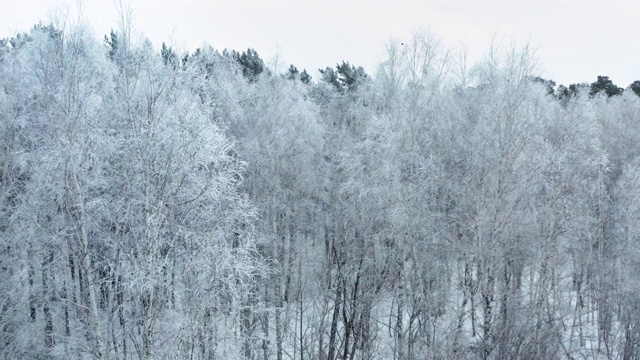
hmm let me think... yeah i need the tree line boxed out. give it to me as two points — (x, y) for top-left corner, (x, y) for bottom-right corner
(2, 21), (640, 360)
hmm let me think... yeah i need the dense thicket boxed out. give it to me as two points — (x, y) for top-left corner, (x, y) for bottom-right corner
(2, 22), (640, 360)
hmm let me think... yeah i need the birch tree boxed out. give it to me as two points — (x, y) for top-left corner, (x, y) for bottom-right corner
(0, 21), (266, 359)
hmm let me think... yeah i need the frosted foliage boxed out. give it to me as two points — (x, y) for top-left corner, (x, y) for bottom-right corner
(0, 24), (264, 359)
(2, 23), (640, 360)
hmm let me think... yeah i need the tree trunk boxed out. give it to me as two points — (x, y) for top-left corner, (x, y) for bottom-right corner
(327, 279), (343, 360)
(73, 172), (106, 359)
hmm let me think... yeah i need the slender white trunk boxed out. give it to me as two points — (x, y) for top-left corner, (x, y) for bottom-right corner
(73, 173), (106, 359)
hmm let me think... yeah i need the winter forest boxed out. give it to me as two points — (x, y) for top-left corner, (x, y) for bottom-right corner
(2, 15), (640, 360)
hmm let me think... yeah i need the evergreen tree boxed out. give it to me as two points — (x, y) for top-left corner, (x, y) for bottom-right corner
(590, 75), (623, 97)
(235, 48), (265, 82)
(628, 80), (640, 97)
(286, 64), (299, 80)
(160, 42), (178, 69)
(299, 69), (312, 84)
(104, 29), (119, 60)
(319, 61), (368, 92)
(529, 76), (556, 95)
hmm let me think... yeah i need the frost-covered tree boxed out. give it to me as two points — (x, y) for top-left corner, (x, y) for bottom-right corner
(0, 19), (265, 359)
(5, 13), (640, 360)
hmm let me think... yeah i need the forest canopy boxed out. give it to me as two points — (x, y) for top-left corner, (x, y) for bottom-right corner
(2, 18), (640, 360)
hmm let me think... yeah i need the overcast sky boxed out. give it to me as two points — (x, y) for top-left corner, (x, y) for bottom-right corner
(1, 0), (637, 86)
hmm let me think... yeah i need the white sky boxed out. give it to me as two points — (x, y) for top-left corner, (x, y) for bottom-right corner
(1, 0), (638, 86)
